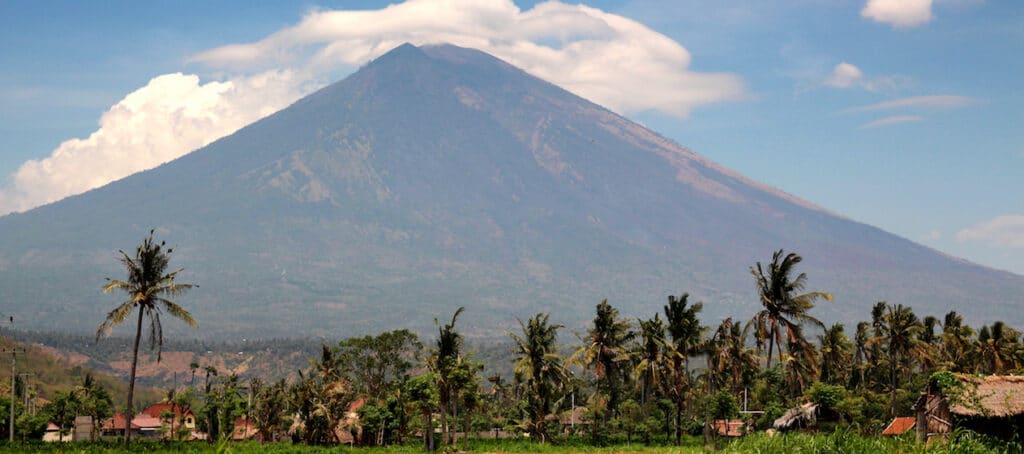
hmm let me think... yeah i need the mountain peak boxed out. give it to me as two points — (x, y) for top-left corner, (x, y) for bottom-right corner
(0, 44), (1021, 337)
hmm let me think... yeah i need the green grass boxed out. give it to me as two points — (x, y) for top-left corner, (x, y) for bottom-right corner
(0, 431), (1018, 453)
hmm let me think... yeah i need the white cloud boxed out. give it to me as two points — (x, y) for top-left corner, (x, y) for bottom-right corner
(0, 71), (309, 214)
(846, 94), (976, 113)
(825, 62), (863, 88)
(859, 115), (923, 128)
(922, 230), (942, 241)
(861, 0), (934, 28)
(0, 0), (744, 216)
(957, 215), (1024, 248)
(191, 0), (745, 117)
(824, 62), (902, 91)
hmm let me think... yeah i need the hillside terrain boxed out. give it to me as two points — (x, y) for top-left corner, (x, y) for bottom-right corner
(0, 43), (1021, 339)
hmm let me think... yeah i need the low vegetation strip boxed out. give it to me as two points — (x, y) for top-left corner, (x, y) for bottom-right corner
(0, 432), (1017, 453)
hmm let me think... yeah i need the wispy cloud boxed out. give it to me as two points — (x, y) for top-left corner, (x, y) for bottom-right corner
(859, 115), (923, 128)
(861, 0), (934, 29)
(845, 94), (976, 113)
(0, 0), (745, 216)
(957, 215), (1024, 247)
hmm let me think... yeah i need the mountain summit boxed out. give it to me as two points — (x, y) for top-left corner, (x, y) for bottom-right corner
(1, 44), (1021, 337)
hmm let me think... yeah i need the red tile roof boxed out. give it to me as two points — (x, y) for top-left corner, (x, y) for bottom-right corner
(140, 402), (193, 419)
(882, 417), (916, 436)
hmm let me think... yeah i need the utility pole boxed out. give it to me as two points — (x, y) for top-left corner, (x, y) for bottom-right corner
(2, 315), (16, 443)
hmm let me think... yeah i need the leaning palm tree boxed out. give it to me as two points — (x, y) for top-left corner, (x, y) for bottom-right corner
(748, 249), (832, 368)
(96, 230), (197, 444)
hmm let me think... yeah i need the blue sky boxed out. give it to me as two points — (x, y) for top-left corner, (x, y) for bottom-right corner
(1, 0), (1021, 274)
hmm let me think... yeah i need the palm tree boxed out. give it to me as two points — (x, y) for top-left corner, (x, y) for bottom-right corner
(633, 314), (665, 404)
(871, 302), (925, 417)
(940, 311), (974, 372)
(976, 321), (1020, 374)
(818, 323), (853, 386)
(430, 307), (465, 445)
(96, 230), (197, 444)
(509, 313), (565, 442)
(748, 250), (831, 368)
(572, 299), (634, 422)
(662, 293), (703, 445)
(707, 318), (759, 393)
(851, 321), (871, 389)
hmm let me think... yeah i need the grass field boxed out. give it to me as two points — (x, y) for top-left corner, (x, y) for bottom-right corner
(0, 430), (1019, 454)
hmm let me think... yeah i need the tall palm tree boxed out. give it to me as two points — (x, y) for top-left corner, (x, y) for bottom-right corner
(940, 311), (974, 372)
(851, 321), (871, 390)
(634, 314), (665, 404)
(818, 323), (853, 386)
(662, 293), (703, 445)
(707, 318), (759, 393)
(572, 299), (633, 420)
(748, 250), (831, 368)
(976, 321), (1020, 374)
(96, 230), (197, 444)
(430, 307), (465, 445)
(871, 302), (925, 417)
(783, 327), (820, 396)
(509, 313), (565, 442)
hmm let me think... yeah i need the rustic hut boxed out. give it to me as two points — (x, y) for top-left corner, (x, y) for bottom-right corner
(773, 403), (818, 431)
(915, 374), (1024, 441)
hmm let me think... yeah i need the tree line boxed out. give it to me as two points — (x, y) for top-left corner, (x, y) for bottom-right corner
(58, 232), (1024, 447)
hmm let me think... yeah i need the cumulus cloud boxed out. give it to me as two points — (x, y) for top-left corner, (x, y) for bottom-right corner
(0, 71), (308, 214)
(191, 0), (745, 117)
(859, 115), (923, 128)
(0, 0), (744, 216)
(861, 0), (934, 28)
(957, 215), (1024, 248)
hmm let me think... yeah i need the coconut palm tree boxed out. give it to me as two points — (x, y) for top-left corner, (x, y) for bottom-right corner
(818, 323), (853, 386)
(871, 302), (925, 417)
(572, 299), (634, 421)
(940, 311), (975, 372)
(96, 230), (197, 444)
(851, 321), (871, 390)
(748, 250), (831, 368)
(662, 293), (704, 445)
(707, 318), (759, 393)
(430, 307), (465, 445)
(633, 314), (665, 404)
(509, 313), (565, 442)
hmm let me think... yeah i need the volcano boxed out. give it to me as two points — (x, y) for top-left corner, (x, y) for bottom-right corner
(1, 43), (1020, 338)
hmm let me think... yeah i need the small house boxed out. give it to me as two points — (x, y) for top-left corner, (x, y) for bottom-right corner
(915, 374), (1024, 441)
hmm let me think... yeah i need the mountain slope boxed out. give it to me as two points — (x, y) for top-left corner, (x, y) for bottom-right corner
(0, 43), (1021, 337)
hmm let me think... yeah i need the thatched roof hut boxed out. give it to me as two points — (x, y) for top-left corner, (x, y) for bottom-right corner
(773, 403), (818, 431)
(915, 374), (1024, 441)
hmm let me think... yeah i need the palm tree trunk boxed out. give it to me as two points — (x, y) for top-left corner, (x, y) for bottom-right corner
(766, 325), (776, 368)
(890, 351), (898, 418)
(125, 308), (144, 445)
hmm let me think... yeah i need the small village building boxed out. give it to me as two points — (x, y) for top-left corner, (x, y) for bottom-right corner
(773, 403), (818, 431)
(42, 422), (72, 442)
(881, 416), (915, 436)
(711, 419), (749, 437)
(915, 374), (1024, 441)
(99, 402), (199, 440)
(232, 416), (259, 441)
